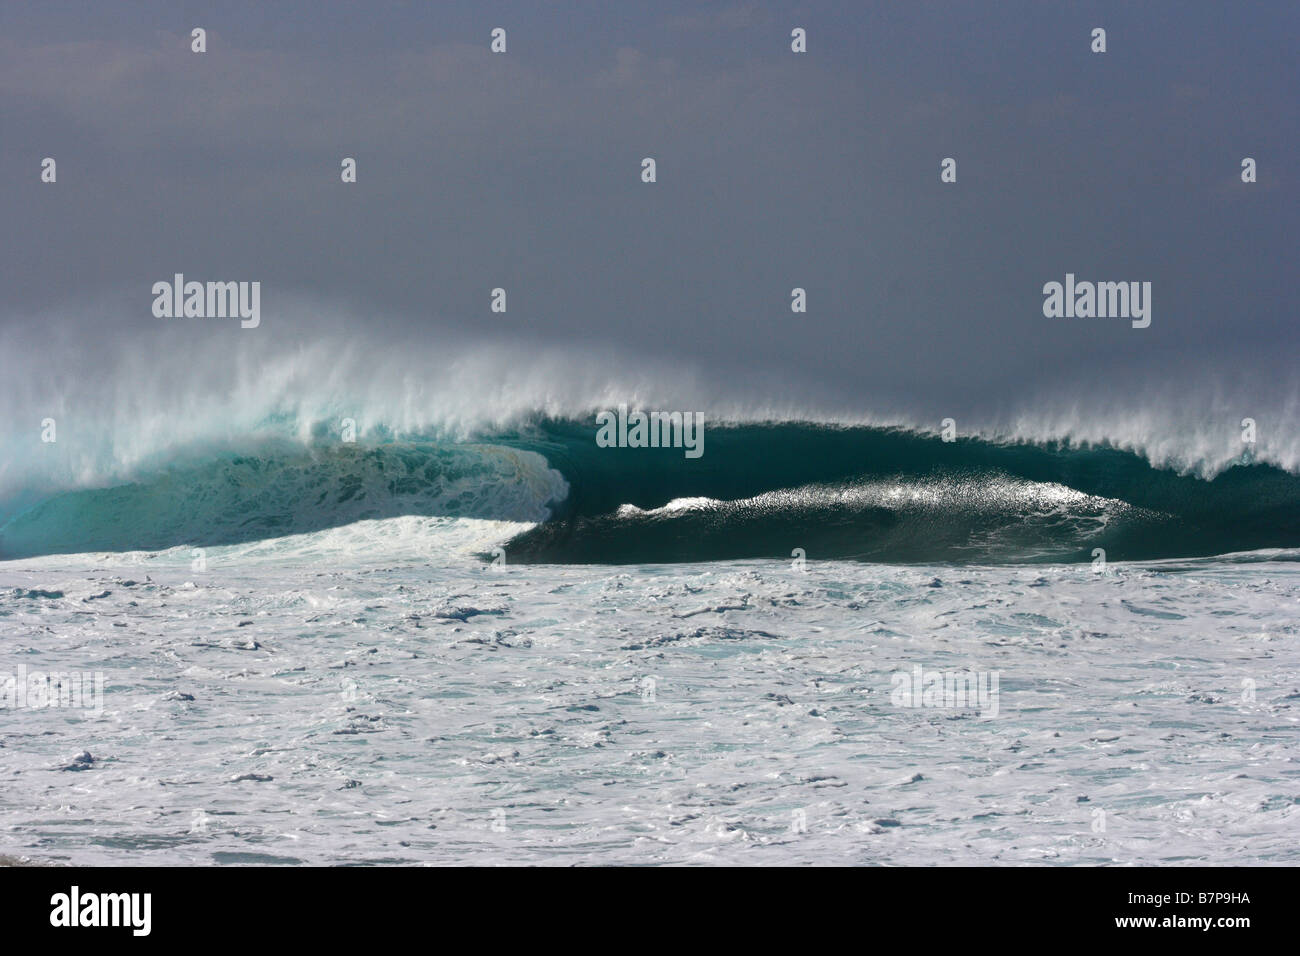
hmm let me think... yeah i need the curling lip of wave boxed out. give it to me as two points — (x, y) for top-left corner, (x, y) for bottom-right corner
(0, 439), (569, 561)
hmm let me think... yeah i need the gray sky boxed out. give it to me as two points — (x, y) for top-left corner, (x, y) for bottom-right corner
(2, 0), (1297, 431)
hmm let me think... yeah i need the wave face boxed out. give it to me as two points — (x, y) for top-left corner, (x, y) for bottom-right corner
(2, 417), (1297, 564)
(494, 420), (1299, 564)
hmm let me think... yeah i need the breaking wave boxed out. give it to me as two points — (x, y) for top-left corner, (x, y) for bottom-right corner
(2, 415), (1297, 564)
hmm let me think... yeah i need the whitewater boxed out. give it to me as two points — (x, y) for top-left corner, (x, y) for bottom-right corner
(2, 526), (1297, 865)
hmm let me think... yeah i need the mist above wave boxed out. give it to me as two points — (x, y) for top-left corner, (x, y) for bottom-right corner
(2, 298), (1296, 516)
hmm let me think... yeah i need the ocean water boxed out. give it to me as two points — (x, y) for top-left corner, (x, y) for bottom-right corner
(2, 505), (1297, 865)
(3, 416), (1299, 864)
(4, 0), (1297, 872)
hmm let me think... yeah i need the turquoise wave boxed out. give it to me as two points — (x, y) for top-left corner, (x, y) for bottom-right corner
(2, 418), (1296, 563)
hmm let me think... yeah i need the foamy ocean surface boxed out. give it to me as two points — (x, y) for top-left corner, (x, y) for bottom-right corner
(3, 518), (1297, 866)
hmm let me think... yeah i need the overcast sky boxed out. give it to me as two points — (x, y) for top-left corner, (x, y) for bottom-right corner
(2, 0), (1296, 426)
